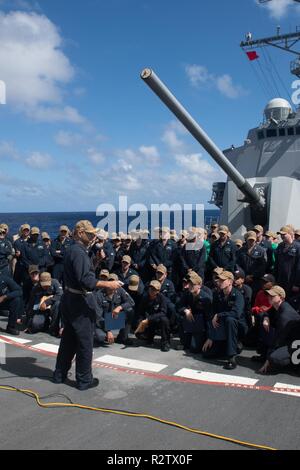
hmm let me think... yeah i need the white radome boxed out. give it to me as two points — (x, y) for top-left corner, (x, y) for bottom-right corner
(264, 98), (292, 121)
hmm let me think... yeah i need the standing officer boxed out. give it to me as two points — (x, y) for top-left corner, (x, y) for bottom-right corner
(253, 225), (274, 273)
(236, 231), (267, 298)
(23, 227), (48, 274)
(0, 225), (14, 277)
(129, 232), (148, 281)
(274, 226), (300, 299)
(53, 220), (122, 391)
(51, 225), (73, 283)
(14, 224), (31, 284)
(147, 227), (175, 280)
(209, 225), (236, 273)
(179, 230), (207, 280)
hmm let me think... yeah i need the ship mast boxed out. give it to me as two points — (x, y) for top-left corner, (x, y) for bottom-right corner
(241, 28), (300, 78)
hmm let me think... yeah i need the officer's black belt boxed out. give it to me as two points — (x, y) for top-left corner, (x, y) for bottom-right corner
(65, 286), (92, 295)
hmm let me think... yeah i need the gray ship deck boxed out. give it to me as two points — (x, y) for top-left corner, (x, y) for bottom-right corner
(0, 315), (299, 451)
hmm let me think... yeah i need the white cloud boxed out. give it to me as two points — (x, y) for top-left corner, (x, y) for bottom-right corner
(185, 64), (247, 99)
(185, 65), (212, 87)
(173, 153), (222, 190)
(0, 11), (85, 123)
(115, 146), (160, 166)
(257, 0), (295, 19)
(7, 185), (42, 197)
(26, 105), (86, 124)
(99, 158), (142, 192)
(0, 0), (41, 11)
(120, 174), (142, 191)
(73, 87), (86, 97)
(175, 153), (216, 176)
(25, 152), (53, 169)
(0, 141), (19, 160)
(216, 75), (246, 99)
(113, 159), (133, 173)
(0, 169), (43, 198)
(54, 130), (84, 147)
(139, 146), (160, 165)
(168, 120), (188, 136)
(116, 148), (138, 162)
(87, 147), (105, 165)
(162, 128), (185, 152)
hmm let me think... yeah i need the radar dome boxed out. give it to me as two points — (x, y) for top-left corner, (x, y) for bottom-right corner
(264, 98), (292, 122)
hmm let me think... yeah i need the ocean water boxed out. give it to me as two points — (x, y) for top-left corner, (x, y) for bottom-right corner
(0, 210), (220, 239)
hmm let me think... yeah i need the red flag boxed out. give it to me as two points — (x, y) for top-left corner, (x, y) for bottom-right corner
(246, 51), (259, 61)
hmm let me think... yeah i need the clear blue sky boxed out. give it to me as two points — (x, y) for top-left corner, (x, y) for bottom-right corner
(0, 0), (299, 212)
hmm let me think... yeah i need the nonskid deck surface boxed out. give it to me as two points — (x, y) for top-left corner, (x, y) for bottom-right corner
(0, 316), (299, 451)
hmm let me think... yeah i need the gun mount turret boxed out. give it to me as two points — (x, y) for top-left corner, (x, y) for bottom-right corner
(141, 68), (300, 237)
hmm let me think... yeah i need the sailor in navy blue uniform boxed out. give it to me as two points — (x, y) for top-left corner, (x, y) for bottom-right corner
(129, 233), (148, 281)
(111, 233), (124, 272)
(147, 227), (175, 279)
(176, 272), (212, 352)
(115, 255), (138, 289)
(274, 226), (300, 299)
(94, 273), (135, 346)
(0, 225), (14, 277)
(0, 272), (23, 335)
(179, 230), (207, 280)
(23, 227), (49, 274)
(125, 274), (145, 329)
(25, 272), (63, 335)
(135, 280), (171, 352)
(203, 271), (247, 370)
(236, 231), (267, 297)
(53, 220), (122, 391)
(13, 224), (31, 284)
(253, 225), (274, 273)
(209, 225), (236, 273)
(51, 225), (73, 283)
(258, 286), (300, 373)
(153, 264), (177, 327)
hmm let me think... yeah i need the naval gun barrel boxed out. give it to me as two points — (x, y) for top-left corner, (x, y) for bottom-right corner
(141, 68), (265, 209)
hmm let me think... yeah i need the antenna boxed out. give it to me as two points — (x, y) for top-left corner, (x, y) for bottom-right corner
(241, 27), (300, 78)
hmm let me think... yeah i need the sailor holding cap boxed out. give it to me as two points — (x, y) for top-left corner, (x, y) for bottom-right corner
(53, 220), (123, 391)
(115, 255), (138, 289)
